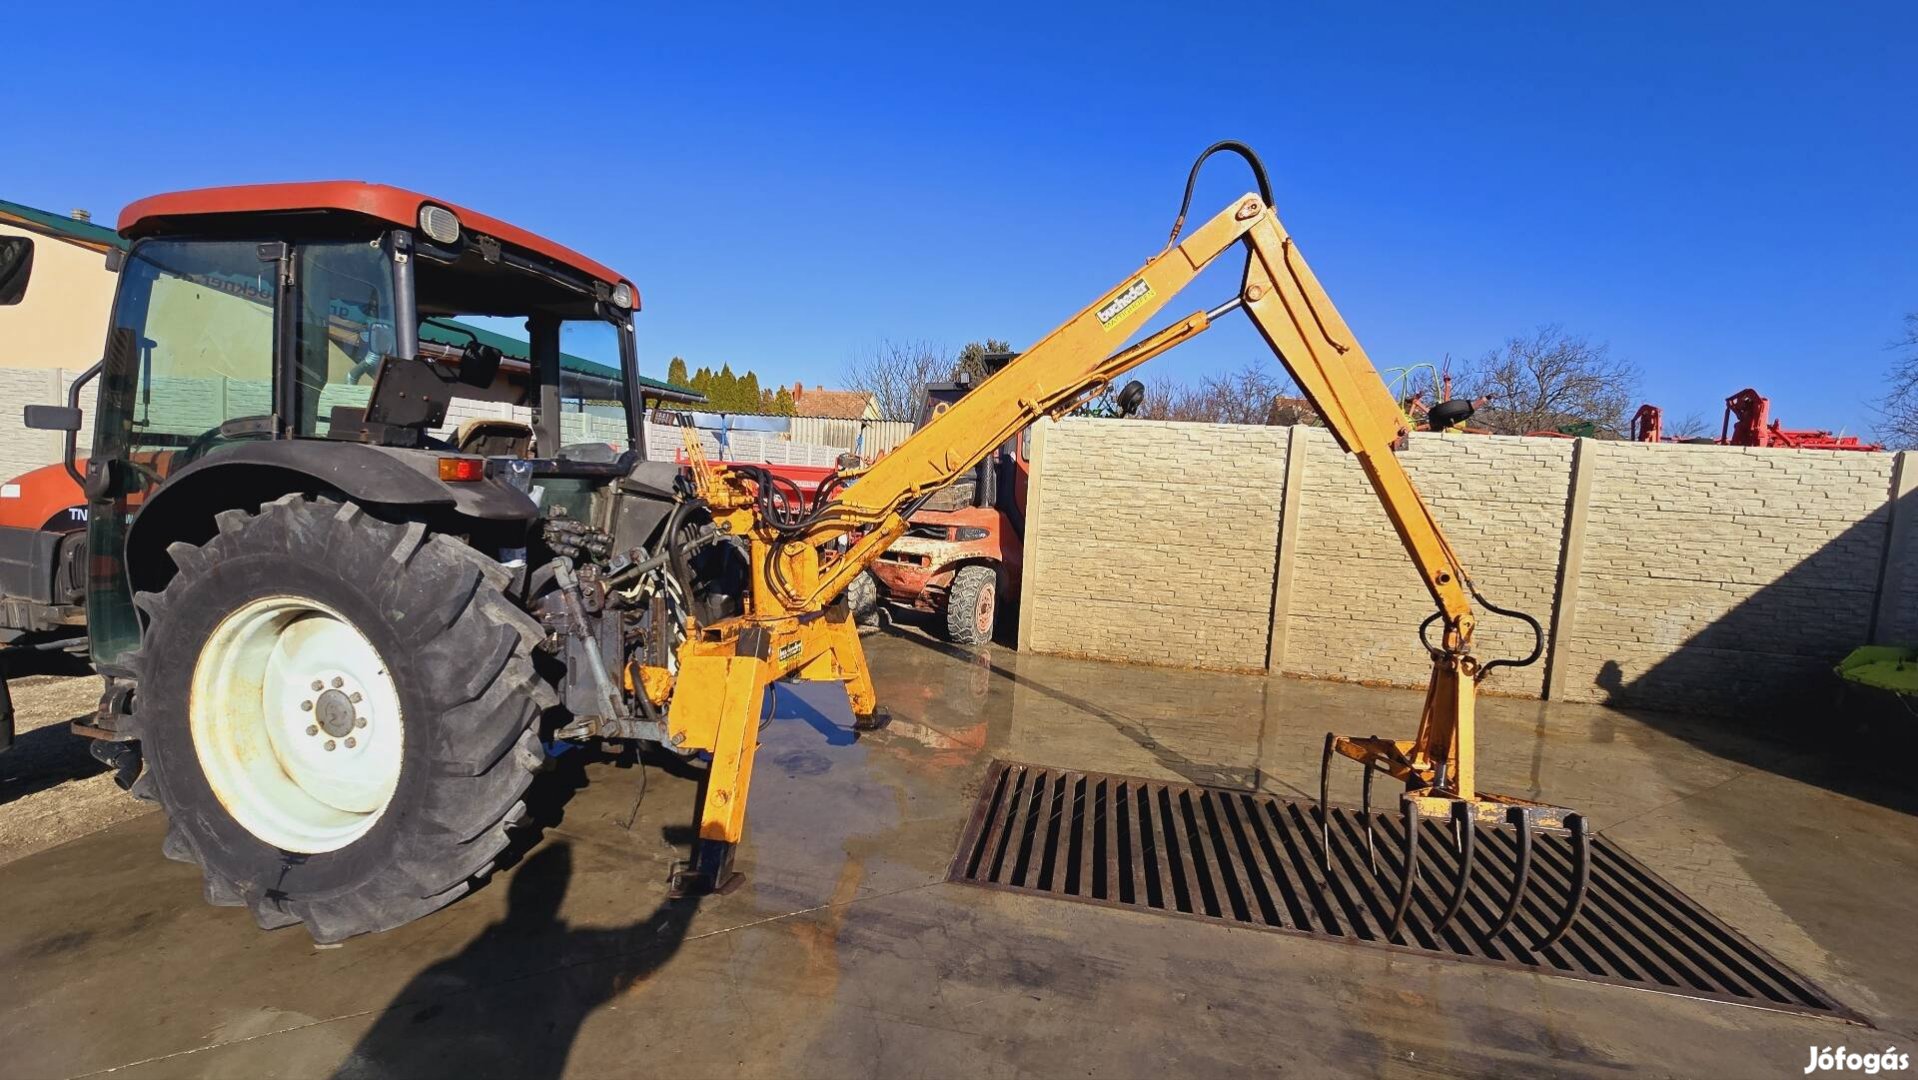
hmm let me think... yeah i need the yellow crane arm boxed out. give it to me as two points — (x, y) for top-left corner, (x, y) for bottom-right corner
(668, 147), (1560, 898)
(793, 189), (1475, 639)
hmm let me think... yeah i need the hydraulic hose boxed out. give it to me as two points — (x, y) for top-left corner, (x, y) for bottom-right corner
(1470, 582), (1544, 676)
(1167, 140), (1276, 247)
(1418, 582), (1545, 677)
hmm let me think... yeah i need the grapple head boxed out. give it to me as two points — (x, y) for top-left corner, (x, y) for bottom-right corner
(1319, 732), (1591, 950)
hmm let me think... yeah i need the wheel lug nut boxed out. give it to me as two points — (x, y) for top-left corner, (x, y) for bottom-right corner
(307, 725), (319, 736)
(344, 737), (356, 749)
(324, 740), (337, 751)
(349, 692), (362, 703)
(354, 717), (367, 729)
(311, 680), (324, 692)
(300, 700), (314, 712)
(331, 676), (344, 688)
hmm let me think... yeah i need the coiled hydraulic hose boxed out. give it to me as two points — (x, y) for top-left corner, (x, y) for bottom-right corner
(1419, 581), (1545, 677)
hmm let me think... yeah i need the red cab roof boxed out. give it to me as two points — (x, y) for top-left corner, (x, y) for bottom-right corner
(117, 181), (637, 305)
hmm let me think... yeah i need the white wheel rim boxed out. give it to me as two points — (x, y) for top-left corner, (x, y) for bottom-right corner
(189, 595), (405, 854)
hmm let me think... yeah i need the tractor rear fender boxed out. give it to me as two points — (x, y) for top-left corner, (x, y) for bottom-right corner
(125, 442), (537, 597)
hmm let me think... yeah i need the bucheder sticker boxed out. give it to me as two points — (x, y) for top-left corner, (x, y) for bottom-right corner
(1096, 278), (1152, 333)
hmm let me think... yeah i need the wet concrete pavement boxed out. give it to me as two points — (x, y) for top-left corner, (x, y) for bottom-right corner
(3, 626), (1915, 1078)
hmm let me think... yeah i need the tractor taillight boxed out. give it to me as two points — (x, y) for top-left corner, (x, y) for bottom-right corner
(437, 457), (485, 482)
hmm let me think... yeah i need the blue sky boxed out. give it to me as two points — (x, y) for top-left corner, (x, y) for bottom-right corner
(7, 2), (1913, 434)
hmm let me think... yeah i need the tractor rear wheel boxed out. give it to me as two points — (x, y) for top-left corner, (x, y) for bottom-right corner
(126, 495), (554, 942)
(944, 565), (997, 646)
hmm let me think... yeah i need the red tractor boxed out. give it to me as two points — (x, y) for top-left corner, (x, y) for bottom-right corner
(0, 460), (89, 637)
(0, 460), (92, 749)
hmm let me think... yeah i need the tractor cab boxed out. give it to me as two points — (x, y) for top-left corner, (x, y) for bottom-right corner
(26, 183), (651, 672)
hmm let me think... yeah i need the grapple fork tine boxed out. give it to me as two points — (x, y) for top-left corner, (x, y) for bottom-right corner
(1386, 799), (1422, 940)
(1317, 733), (1334, 872)
(1536, 813), (1590, 950)
(1487, 807), (1531, 942)
(1361, 763), (1377, 874)
(1434, 801), (1474, 934)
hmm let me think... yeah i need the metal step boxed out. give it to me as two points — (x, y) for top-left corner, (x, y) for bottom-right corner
(948, 760), (1860, 1023)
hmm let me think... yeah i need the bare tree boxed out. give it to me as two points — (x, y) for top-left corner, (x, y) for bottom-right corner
(844, 339), (950, 421)
(1670, 410), (1713, 440)
(1458, 326), (1639, 436)
(1877, 313), (1918, 450)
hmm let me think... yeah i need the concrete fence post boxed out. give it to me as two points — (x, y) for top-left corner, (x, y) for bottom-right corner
(1869, 451), (1916, 644)
(1265, 426), (1308, 673)
(1543, 437), (1596, 700)
(1015, 418), (1052, 651)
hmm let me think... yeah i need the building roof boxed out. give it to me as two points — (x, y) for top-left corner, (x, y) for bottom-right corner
(117, 181), (637, 302)
(0, 198), (125, 251)
(418, 320), (702, 403)
(791, 384), (876, 419)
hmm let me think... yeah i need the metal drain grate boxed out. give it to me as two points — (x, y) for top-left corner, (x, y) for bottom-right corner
(949, 761), (1859, 1022)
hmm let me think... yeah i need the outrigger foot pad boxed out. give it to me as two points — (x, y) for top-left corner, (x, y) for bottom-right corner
(853, 707), (892, 733)
(669, 839), (741, 898)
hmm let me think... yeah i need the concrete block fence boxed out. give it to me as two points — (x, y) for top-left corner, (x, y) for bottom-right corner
(1018, 418), (1910, 716)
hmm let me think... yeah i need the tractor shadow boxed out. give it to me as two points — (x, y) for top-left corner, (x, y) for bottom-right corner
(1, 646), (107, 806)
(330, 840), (702, 1080)
(0, 721), (107, 805)
(332, 740), (715, 1079)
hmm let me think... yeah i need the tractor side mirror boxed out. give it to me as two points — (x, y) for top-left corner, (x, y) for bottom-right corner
(24, 404), (82, 432)
(458, 341), (502, 388)
(35, 357), (101, 488)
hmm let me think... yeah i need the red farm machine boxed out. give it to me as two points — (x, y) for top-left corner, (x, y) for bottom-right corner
(858, 356), (1031, 646)
(1632, 388), (1880, 451)
(850, 354), (1144, 645)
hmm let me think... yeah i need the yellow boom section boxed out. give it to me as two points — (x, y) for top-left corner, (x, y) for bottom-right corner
(667, 156), (1559, 898)
(792, 191), (1475, 636)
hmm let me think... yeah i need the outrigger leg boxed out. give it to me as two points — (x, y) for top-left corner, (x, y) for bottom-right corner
(665, 653), (772, 896)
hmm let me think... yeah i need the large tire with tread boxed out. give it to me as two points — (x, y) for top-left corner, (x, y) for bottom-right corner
(845, 569), (881, 628)
(126, 494), (554, 942)
(944, 564), (997, 646)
